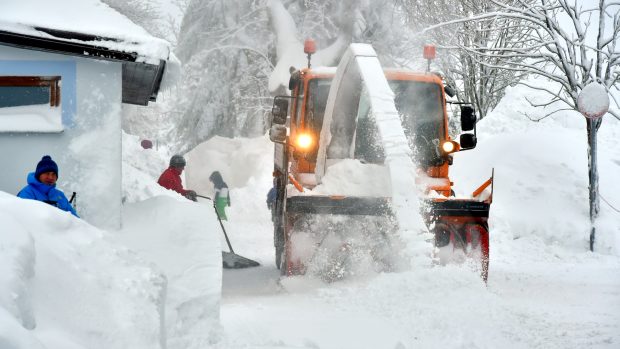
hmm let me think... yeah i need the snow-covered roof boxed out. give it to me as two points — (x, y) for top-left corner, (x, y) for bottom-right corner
(0, 0), (177, 106)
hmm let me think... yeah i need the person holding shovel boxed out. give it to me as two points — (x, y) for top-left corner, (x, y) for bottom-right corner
(158, 155), (197, 201)
(197, 172), (258, 269)
(209, 171), (230, 220)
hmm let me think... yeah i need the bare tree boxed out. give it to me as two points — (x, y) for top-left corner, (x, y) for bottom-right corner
(101, 0), (166, 39)
(169, 0), (275, 153)
(401, 0), (537, 119)
(423, 0), (620, 120)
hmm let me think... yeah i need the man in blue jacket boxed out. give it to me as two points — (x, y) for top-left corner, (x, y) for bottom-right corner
(17, 155), (79, 217)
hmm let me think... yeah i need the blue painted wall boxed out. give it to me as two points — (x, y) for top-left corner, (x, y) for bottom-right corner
(0, 60), (77, 127)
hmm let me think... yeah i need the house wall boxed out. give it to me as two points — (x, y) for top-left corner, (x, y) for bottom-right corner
(0, 45), (122, 229)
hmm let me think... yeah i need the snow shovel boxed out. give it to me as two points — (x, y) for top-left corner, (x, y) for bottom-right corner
(196, 194), (260, 269)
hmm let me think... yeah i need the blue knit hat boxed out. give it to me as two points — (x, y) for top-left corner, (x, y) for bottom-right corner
(35, 155), (59, 180)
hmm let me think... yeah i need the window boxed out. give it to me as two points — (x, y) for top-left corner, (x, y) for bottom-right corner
(389, 80), (445, 166)
(0, 76), (63, 132)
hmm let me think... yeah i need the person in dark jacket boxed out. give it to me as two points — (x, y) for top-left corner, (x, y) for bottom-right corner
(209, 171), (230, 220)
(158, 155), (197, 201)
(17, 155), (78, 217)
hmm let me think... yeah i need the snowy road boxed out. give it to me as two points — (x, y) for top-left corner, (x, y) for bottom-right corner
(218, 222), (620, 349)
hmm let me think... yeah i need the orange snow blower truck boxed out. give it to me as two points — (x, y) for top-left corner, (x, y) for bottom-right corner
(269, 41), (493, 281)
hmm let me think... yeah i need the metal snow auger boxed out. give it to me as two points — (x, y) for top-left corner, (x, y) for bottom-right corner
(196, 194), (260, 269)
(268, 41), (493, 281)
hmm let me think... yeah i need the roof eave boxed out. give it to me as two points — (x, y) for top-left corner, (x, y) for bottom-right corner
(0, 29), (166, 105)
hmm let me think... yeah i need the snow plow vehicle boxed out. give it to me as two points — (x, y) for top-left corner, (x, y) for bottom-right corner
(269, 41), (493, 281)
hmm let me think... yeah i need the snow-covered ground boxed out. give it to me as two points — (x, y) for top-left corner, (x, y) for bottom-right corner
(2, 79), (619, 348)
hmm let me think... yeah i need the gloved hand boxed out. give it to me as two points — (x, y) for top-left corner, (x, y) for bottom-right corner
(185, 190), (197, 202)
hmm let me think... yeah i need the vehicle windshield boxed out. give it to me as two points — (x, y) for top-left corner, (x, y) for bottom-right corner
(389, 80), (445, 165)
(316, 76), (446, 166)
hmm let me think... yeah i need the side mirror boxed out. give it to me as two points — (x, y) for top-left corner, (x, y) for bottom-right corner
(461, 105), (476, 131)
(444, 85), (456, 98)
(459, 133), (477, 150)
(288, 71), (300, 90)
(269, 124), (287, 143)
(272, 97), (289, 125)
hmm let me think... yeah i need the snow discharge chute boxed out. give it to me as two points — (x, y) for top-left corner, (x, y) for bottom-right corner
(315, 44), (431, 268)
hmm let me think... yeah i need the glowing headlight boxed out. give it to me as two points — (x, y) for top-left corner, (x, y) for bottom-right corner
(442, 141), (456, 153)
(296, 133), (313, 150)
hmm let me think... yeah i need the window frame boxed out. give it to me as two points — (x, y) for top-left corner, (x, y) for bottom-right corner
(0, 76), (61, 107)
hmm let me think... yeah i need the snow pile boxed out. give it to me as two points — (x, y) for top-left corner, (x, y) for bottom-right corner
(452, 77), (620, 253)
(117, 197), (223, 348)
(119, 131), (223, 348)
(185, 135), (274, 198)
(0, 130), (223, 349)
(0, 104), (63, 133)
(121, 131), (179, 203)
(0, 191), (165, 348)
(309, 159), (391, 196)
(185, 134), (276, 267)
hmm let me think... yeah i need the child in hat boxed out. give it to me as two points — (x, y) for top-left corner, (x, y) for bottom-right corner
(209, 171), (230, 220)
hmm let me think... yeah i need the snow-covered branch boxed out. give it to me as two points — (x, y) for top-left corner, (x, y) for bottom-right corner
(418, 0), (620, 118)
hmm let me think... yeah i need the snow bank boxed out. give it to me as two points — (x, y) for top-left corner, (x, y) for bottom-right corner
(118, 197), (222, 349)
(122, 131), (180, 203)
(0, 191), (165, 348)
(1, 128), (223, 349)
(185, 135), (274, 197)
(0, 104), (63, 133)
(184, 134), (276, 268)
(451, 78), (620, 254)
(120, 132), (223, 348)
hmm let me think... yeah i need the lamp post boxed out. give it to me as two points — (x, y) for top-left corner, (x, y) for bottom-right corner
(576, 81), (609, 252)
